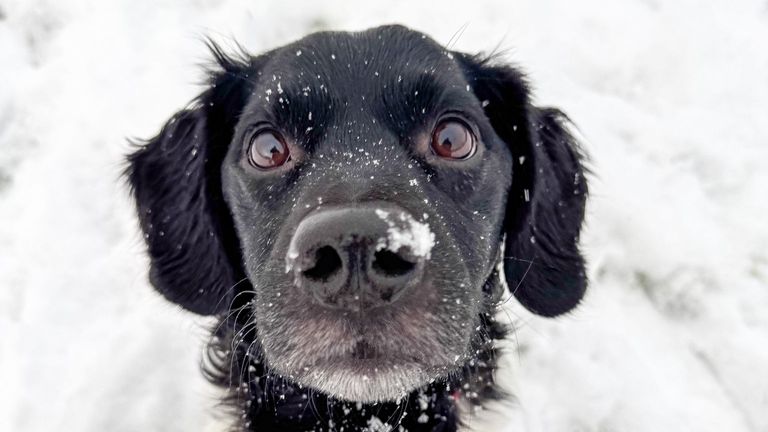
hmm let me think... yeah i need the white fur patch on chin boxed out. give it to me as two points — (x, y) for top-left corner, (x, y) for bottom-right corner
(295, 364), (432, 403)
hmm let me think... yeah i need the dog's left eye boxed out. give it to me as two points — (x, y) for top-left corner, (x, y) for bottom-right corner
(247, 129), (291, 169)
(430, 118), (476, 160)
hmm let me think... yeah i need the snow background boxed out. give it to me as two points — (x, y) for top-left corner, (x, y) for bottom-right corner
(1, 0), (767, 430)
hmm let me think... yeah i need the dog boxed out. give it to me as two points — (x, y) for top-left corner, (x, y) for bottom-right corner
(126, 24), (588, 432)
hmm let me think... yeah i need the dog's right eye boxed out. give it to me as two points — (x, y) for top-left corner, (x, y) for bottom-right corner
(430, 118), (476, 160)
(247, 129), (291, 169)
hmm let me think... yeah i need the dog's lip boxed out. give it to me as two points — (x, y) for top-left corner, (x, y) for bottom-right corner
(344, 339), (426, 363)
(292, 337), (424, 367)
(351, 339), (377, 359)
(343, 338), (409, 360)
(282, 350), (461, 403)
(295, 354), (429, 377)
(284, 358), (436, 403)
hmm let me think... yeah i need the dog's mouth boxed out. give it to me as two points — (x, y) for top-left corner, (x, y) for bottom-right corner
(298, 334), (429, 368)
(283, 343), (439, 403)
(337, 338), (425, 364)
(264, 321), (465, 403)
(255, 265), (483, 403)
(351, 339), (377, 360)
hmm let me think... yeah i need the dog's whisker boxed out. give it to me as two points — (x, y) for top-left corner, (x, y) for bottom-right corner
(383, 392), (410, 430)
(227, 307), (255, 350)
(505, 256), (535, 302)
(446, 22), (470, 49)
(309, 387), (323, 425)
(229, 324), (258, 389)
(237, 336), (261, 388)
(210, 303), (249, 337)
(211, 276), (251, 315)
(502, 255), (536, 264)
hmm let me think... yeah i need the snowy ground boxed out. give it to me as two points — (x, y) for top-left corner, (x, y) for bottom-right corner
(1, 0), (767, 431)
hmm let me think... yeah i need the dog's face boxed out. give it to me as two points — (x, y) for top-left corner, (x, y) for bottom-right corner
(128, 25), (587, 403)
(220, 29), (513, 401)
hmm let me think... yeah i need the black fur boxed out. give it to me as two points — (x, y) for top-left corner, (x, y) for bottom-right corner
(457, 56), (588, 316)
(126, 25), (588, 431)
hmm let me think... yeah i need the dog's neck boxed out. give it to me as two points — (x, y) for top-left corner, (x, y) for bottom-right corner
(205, 303), (507, 432)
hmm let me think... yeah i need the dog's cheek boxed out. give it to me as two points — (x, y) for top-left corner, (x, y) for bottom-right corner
(428, 252), (484, 351)
(250, 280), (299, 366)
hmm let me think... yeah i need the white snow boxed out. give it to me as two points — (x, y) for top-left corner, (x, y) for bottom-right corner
(1, 1), (767, 431)
(375, 209), (436, 258)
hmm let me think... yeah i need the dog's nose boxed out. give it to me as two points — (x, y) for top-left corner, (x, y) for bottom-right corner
(286, 203), (431, 311)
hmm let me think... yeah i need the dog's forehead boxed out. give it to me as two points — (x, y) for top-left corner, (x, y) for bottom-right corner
(236, 25), (483, 159)
(255, 26), (467, 105)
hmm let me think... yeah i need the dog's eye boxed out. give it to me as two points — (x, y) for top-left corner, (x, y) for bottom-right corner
(247, 129), (291, 169)
(430, 119), (476, 160)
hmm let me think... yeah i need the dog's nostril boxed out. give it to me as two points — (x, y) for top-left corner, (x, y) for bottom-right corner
(303, 246), (343, 281)
(290, 204), (427, 310)
(372, 250), (416, 277)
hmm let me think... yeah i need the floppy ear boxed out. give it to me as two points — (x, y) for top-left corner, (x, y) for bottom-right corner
(459, 55), (588, 317)
(126, 44), (260, 315)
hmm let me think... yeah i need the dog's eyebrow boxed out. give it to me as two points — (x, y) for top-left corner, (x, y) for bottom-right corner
(250, 64), (483, 150)
(378, 72), (483, 135)
(253, 75), (337, 147)
(376, 73), (444, 132)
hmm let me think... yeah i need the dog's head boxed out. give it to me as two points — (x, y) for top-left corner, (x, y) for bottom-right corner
(127, 25), (587, 403)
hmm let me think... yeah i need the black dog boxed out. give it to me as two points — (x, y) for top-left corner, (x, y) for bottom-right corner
(127, 25), (587, 432)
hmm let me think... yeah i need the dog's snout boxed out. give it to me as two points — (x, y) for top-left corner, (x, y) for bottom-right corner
(287, 203), (427, 311)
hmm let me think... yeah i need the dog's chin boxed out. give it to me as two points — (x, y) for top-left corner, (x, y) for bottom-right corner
(282, 361), (440, 403)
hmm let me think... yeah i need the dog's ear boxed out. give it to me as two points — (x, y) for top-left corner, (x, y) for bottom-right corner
(126, 44), (262, 315)
(459, 54), (588, 317)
